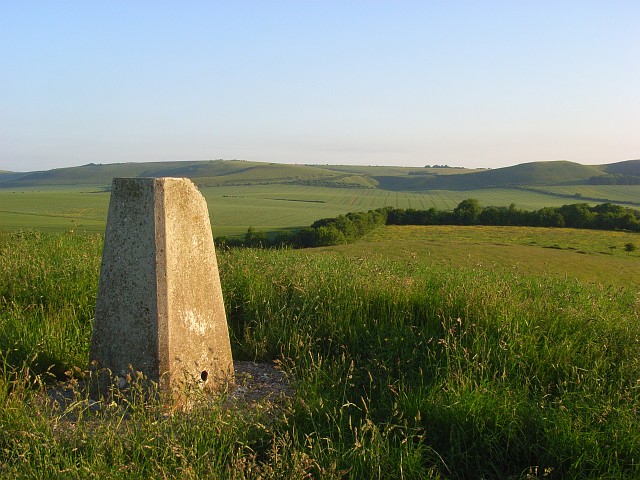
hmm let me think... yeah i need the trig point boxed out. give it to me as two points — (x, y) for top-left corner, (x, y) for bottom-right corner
(90, 177), (233, 401)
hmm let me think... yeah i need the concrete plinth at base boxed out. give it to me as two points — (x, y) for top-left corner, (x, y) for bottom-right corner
(90, 177), (233, 403)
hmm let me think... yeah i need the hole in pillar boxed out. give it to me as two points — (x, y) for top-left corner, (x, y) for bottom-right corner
(200, 370), (208, 382)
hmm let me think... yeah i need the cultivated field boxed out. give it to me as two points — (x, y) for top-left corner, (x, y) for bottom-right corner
(2, 159), (638, 235)
(1, 226), (639, 478)
(525, 185), (640, 205)
(2, 184), (637, 237)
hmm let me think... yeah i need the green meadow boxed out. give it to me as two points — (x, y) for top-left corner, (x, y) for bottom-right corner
(351, 225), (640, 288)
(1, 225), (639, 478)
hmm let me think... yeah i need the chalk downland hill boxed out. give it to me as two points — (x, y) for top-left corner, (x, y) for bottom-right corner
(1, 159), (639, 190)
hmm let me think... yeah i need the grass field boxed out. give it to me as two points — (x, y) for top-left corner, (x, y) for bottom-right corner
(356, 225), (640, 288)
(2, 184), (634, 237)
(0, 188), (108, 232)
(1, 226), (639, 478)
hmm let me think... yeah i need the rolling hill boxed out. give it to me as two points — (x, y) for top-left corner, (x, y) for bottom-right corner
(603, 159), (640, 175)
(373, 161), (622, 191)
(1, 159), (638, 191)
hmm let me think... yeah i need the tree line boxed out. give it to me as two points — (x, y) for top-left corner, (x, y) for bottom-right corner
(216, 200), (640, 249)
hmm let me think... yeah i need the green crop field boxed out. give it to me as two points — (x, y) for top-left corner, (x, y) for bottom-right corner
(526, 185), (640, 205)
(1, 225), (639, 478)
(2, 184), (628, 237)
(0, 188), (109, 233)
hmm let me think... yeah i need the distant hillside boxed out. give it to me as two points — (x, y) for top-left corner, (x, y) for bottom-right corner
(0, 160), (458, 189)
(602, 159), (640, 175)
(374, 161), (610, 191)
(471, 161), (606, 185)
(0, 171), (31, 183)
(0, 160), (262, 188)
(1, 158), (637, 191)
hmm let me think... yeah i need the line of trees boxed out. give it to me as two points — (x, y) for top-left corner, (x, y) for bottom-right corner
(216, 209), (387, 249)
(386, 200), (640, 231)
(216, 200), (640, 249)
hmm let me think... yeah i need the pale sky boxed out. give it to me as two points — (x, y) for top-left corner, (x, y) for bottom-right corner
(1, 1), (639, 172)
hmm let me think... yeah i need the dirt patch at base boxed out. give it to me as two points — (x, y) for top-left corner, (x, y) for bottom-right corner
(47, 361), (292, 416)
(227, 360), (292, 406)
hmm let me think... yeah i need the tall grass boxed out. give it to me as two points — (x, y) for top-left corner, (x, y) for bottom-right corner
(0, 230), (101, 377)
(221, 248), (640, 478)
(1, 230), (639, 478)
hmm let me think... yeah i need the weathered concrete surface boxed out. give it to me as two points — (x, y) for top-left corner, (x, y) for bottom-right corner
(90, 177), (233, 402)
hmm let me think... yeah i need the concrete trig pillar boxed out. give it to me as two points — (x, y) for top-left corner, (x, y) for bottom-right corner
(90, 177), (233, 401)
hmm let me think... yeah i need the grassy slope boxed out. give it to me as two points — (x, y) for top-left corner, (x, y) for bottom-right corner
(0, 160), (263, 188)
(0, 171), (30, 182)
(374, 161), (608, 190)
(603, 159), (640, 175)
(1, 227), (639, 478)
(355, 225), (640, 288)
(464, 160), (606, 185)
(196, 163), (340, 186)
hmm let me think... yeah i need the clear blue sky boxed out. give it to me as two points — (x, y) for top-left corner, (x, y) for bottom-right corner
(2, 1), (639, 172)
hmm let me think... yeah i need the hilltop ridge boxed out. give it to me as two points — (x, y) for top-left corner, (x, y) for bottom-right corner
(1, 159), (638, 191)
